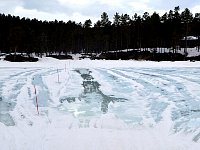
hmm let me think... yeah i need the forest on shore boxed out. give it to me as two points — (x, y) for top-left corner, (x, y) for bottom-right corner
(0, 6), (200, 61)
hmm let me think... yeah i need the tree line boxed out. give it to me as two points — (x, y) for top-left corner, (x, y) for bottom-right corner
(0, 6), (200, 57)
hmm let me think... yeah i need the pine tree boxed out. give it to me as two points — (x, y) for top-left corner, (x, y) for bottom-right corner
(100, 12), (111, 27)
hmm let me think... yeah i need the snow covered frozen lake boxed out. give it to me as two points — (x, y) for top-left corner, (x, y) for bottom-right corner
(0, 58), (200, 150)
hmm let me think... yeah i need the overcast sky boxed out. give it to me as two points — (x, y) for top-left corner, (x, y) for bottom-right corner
(0, 0), (200, 23)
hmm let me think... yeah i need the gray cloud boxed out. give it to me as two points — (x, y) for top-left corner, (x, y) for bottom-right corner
(148, 0), (200, 12)
(0, 0), (199, 23)
(0, 0), (22, 13)
(22, 0), (59, 12)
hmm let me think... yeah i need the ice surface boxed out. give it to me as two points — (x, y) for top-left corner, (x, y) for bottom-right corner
(0, 113), (15, 126)
(0, 58), (200, 150)
(32, 74), (50, 107)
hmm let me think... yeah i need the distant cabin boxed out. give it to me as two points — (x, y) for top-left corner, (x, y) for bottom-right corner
(180, 36), (200, 48)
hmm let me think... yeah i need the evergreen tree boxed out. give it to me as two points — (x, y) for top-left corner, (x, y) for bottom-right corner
(113, 12), (120, 27)
(181, 8), (193, 54)
(100, 12), (111, 27)
(0, 7), (199, 60)
(83, 19), (92, 28)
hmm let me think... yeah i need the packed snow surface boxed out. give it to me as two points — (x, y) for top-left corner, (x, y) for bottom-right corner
(0, 58), (200, 150)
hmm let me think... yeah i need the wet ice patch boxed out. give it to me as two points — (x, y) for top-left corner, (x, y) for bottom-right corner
(32, 74), (50, 107)
(148, 100), (169, 123)
(0, 113), (15, 126)
(0, 98), (16, 112)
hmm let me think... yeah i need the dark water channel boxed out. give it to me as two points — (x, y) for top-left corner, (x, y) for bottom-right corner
(60, 69), (127, 113)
